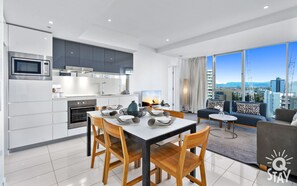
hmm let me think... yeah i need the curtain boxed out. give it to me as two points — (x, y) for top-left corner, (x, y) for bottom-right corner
(179, 57), (207, 113)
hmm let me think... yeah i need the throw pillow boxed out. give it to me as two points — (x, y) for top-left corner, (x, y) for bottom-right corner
(236, 103), (261, 115)
(207, 100), (216, 109)
(207, 100), (224, 110)
(291, 120), (297, 126)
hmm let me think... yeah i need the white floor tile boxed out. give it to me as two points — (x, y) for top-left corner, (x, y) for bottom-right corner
(196, 147), (215, 160)
(254, 170), (293, 186)
(206, 153), (235, 170)
(5, 146), (48, 164)
(58, 168), (103, 186)
(47, 138), (85, 153)
(227, 161), (259, 182)
(52, 151), (92, 170)
(214, 171), (254, 186)
(6, 162), (53, 185)
(11, 172), (57, 186)
(49, 145), (85, 160)
(5, 153), (51, 174)
(54, 160), (108, 183)
(90, 175), (122, 186)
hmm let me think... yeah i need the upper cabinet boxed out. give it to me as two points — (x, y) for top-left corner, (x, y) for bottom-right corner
(65, 41), (80, 66)
(8, 25), (53, 56)
(52, 38), (133, 73)
(93, 47), (104, 72)
(53, 38), (65, 69)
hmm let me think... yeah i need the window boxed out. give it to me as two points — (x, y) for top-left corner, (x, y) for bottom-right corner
(207, 56), (213, 99)
(215, 52), (243, 101)
(245, 44), (286, 117)
(288, 41), (297, 110)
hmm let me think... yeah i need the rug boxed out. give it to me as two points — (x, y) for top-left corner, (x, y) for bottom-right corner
(184, 113), (257, 165)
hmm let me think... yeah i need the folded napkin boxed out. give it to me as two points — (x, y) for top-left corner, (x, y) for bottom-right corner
(115, 114), (140, 124)
(102, 105), (123, 111)
(100, 110), (118, 117)
(119, 108), (147, 118)
(147, 117), (176, 126)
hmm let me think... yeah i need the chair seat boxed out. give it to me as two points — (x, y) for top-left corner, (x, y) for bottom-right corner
(110, 140), (142, 162)
(95, 134), (119, 145)
(151, 143), (201, 177)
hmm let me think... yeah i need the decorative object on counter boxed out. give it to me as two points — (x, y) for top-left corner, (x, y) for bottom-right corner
(100, 110), (118, 117)
(127, 100), (139, 117)
(121, 90), (130, 95)
(102, 105), (123, 111)
(116, 114), (140, 124)
(52, 84), (64, 98)
(147, 117), (176, 126)
(148, 109), (170, 117)
(119, 107), (147, 118)
(160, 100), (170, 107)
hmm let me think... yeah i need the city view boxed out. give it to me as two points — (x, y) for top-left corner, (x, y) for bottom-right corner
(207, 42), (297, 117)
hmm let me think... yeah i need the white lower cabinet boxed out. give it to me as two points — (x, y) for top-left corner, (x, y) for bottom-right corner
(9, 113), (52, 130)
(96, 98), (109, 107)
(53, 112), (67, 124)
(68, 127), (86, 136)
(53, 123), (68, 139)
(9, 101), (52, 116)
(9, 125), (52, 149)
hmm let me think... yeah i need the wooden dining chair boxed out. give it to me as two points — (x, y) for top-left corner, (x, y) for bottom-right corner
(90, 115), (119, 168)
(102, 119), (157, 186)
(151, 126), (210, 186)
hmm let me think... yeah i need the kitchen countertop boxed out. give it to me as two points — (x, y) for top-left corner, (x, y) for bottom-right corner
(52, 94), (138, 100)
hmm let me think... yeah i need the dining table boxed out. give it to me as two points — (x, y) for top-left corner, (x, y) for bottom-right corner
(86, 110), (197, 186)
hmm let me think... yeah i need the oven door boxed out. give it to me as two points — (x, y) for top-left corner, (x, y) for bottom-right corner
(68, 106), (95, 129)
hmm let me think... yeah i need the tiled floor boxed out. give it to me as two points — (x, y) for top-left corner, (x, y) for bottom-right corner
(4, 136), (296, 186)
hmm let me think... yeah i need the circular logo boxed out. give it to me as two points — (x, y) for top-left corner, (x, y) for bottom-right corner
(272, 157), (287, 172)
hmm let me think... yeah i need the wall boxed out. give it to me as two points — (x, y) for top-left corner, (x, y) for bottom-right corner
(130, 45), (178, 104)
(0, 0), (5, 183)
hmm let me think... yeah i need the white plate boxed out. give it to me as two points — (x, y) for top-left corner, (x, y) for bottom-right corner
(119, 115), (134, 121)
(155, 116), (171, 123)
(108, 105), (118, 110)
(151, 110), (163, 115)
(102, 110), (113, 114)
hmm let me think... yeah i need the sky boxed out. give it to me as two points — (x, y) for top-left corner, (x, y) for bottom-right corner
(207, 42), (297, 84)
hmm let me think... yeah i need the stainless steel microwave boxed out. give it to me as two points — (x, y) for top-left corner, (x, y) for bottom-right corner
(9, 52), (52, 80)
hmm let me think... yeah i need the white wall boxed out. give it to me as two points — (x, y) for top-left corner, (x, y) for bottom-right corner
(0, 0), (5, 183)
(130, 45), (178, 104)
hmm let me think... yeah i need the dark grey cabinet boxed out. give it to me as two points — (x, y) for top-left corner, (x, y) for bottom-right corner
(53, 38), (133, 73)
(93, 47), (104, 72)
(65, 41), (80, 66)
(104, 49), (119, 73)
(116, 51), (133, 74)
(53, 38), (65, 69)
(79, 44), (93, 68)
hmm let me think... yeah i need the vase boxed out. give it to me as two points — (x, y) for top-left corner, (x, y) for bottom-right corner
(127, 101), (139, 117)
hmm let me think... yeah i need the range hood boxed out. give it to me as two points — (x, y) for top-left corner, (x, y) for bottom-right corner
(65, 66), (93, 73)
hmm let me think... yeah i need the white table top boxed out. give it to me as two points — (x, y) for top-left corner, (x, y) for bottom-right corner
(209, 114), (237, 121)
(87, 111), (196, 141)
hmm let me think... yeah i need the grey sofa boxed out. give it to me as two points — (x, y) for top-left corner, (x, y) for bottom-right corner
(230, 102), (267, 127)
(197, 100), (231, 123)
(257, 108), (297, 176)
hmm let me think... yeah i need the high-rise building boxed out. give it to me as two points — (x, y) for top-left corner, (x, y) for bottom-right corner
(207, 69), (213, 98)
(264, 90), (282, 117)
(271, 77), (285, 93)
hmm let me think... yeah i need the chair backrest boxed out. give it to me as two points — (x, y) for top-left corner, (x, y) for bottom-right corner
(178, 126), (210, 174)
(102, 119), (128, 159)
(90, 116), (104, 138)
(163, 110), (184, 119)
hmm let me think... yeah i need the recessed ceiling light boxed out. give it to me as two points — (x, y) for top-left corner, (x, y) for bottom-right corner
(44, 37), (48, 40)
(166, 38), (170, 42)
(263, 5), (269, 9)
(48, 21), (54, 25)
(108, 19), (112, 22)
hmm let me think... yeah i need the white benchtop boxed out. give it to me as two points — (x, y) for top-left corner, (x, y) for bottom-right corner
(52, 94), (138, 101)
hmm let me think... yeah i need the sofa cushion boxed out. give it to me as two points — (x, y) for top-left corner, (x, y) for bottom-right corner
(198, 109), (220, 119)
(207, 100), (224, 110)
(236, 103), (260, 115)
(269, 120), (291, 125)
(231, 112), (267, 127)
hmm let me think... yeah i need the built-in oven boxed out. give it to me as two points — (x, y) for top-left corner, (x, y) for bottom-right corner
(9, 51), (52, 80)
(68, 99), (96, 129)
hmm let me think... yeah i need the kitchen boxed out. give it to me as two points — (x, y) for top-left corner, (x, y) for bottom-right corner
(6, 24), (139, 151)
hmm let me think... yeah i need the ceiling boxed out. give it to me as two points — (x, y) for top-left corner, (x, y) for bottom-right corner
(4, 0), (297, 55)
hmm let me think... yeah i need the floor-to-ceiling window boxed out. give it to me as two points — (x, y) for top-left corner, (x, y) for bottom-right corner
(215, 52), (243, 101)
(245, 44), (286, 117)
(288, 41), (297, 109)
(206, 56), (213, 99)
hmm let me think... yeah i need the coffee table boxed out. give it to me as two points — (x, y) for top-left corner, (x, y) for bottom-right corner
(209, 114), (238, 139)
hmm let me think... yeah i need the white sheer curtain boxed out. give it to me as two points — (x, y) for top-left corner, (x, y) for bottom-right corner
(179, 57), (207, 113)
